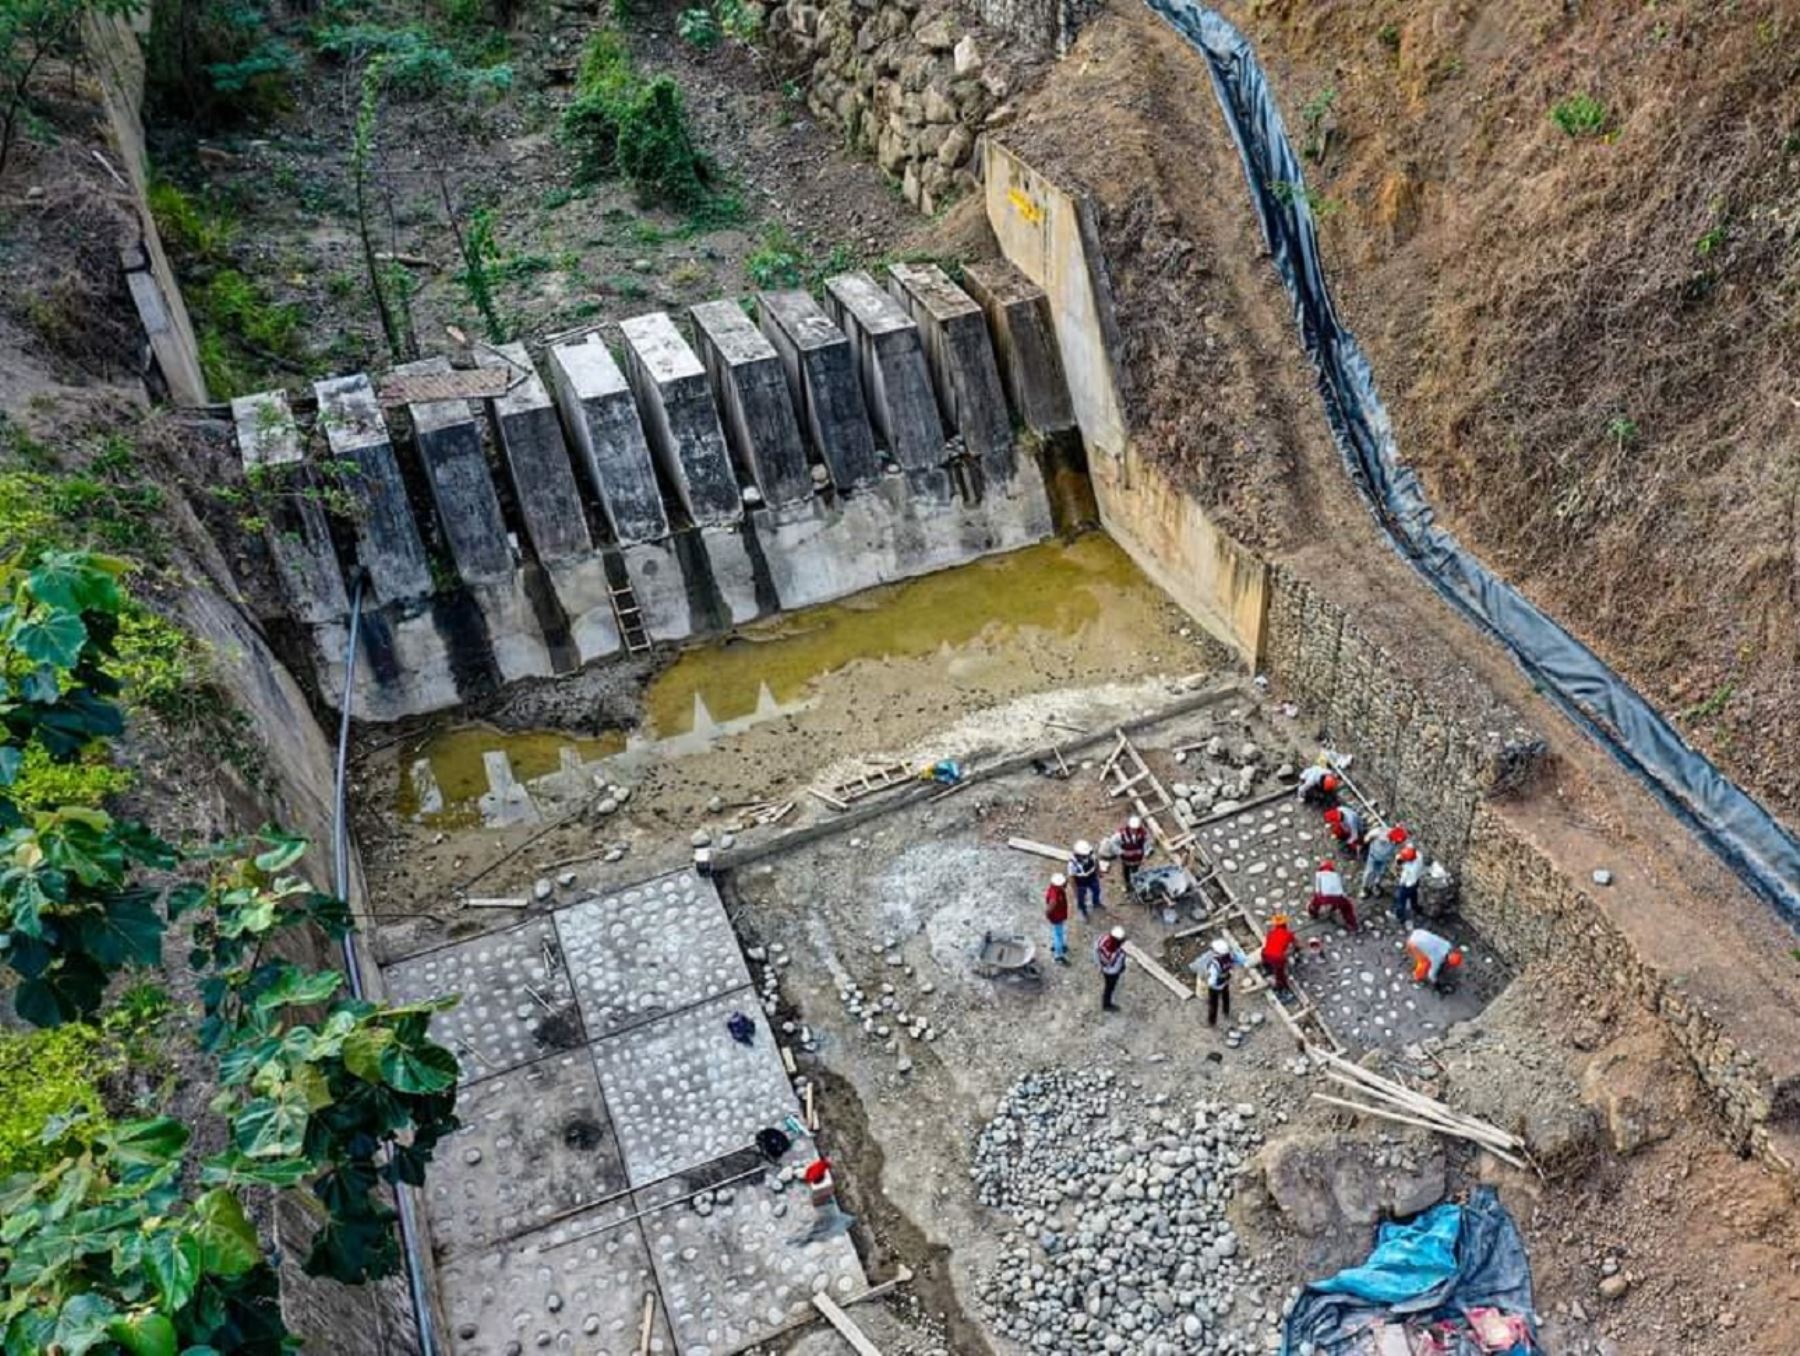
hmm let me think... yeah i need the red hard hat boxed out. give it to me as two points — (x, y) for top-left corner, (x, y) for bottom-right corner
(1388, 826), (1408, 843)
(1324, 808), (1342, 824)
(1447, 950), (1465, 968)
(1322, 774), (1339, 791)
(1399, 846), (1418, 862)
(1319, 859), (1336, 871)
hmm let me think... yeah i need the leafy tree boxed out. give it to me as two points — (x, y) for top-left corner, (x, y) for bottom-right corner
(0, 549), (462, 1348)
(0, 0), (140, 178)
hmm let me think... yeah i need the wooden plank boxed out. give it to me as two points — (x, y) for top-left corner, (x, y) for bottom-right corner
(809, 787), (850, 811)
(1006, 837), (1111, 873)
(812, 1292), (885, 1356)
(1108, 767), (1152, 798)
(1045, 718), (1087, 735)
(1122, 941), (1194, 1001)
(1311, 1094), (1529, 1169)
(805, 1082), (817, 1131)
(849, 1264), (915, 1307)
(636, 1294), (655, 1356)
(780, 1045), (797, 1075)
(465, 896), (529, 909)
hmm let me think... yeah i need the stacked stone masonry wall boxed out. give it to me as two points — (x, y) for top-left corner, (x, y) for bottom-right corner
(768, 0), (1011, 214)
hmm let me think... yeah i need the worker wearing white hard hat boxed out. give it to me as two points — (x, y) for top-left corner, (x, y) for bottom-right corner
(1043, 872), (1071, 965)
(1198, 935), (1249, 1029)
(1067, 839), (1102, 919)
(1117, 813), (1150, 897)
(1096, 924), (1128, 1011)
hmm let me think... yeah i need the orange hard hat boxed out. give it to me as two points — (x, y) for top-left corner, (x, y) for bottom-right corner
(1324, 808), (1343, 824)
(1388, 825), (1408, 843)
(1447, 950), (1465, 968)
(1271, 912), (1290, 926)
(1399, 846), (1418, 862)
(1322, 774), (1339, 791)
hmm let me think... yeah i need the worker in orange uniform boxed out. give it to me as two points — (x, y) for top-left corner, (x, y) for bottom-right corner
(1261, 913), (1298, 993)
(1405, 927), (1464, 990)
(1308, 859), (1357, 932)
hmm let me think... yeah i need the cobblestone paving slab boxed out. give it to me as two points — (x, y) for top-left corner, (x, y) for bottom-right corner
(438, 1198), (674, 1356)
(427, 1051), (628, 1257)
(1198, 799), (1496, 1048)
(387, 918), (583, 1082)
(593, 993), (799, 1187)
(556, 872), (751, 1040)
(638, 1170), (866, 1356)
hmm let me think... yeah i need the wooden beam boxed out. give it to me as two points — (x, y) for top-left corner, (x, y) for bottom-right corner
(1122, 941), (1194, 1001)
(813, 1292), (884, 1356)
(636, 1294), (655, 1356)
(464, 896), (529, 909)
(849, 1263), (915, 1306)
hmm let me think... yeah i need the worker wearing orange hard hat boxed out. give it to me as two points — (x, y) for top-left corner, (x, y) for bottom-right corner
(1261, 913), (1298, 993)
(1406, 927), (1464, 989)
(1393, 844), (1424, 925)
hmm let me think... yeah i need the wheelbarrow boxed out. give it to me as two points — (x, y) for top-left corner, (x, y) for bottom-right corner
(973, 930), (1042, 982)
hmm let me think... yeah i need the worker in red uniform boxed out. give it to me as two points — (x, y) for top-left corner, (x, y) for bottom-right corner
(1116, 814), (1150, 898)
(1044, 872), (1070, 965)
(1261, 912), (1298, 993)
(1308, 859), (1357, 931)
(1324, 805), (1366, 860)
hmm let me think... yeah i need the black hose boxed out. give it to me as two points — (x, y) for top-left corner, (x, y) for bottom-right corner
(332, 570), (439, 1355)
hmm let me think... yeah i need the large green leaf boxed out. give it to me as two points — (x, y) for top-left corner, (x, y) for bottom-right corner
(199, 1149), (314, 1189)
(27, 555), (125, 617)
(251, 965), (342, 1012)
(232, 1090), (311, 1159)
(341, 1026), (393, 1083)
(251, 832), (308, 874)
(73, 890), (166, 968)
(52, 1292), (118, 1356)
(105, 1117), (191, 1170)
(13, 611), (88, 671)
(190, 1189), (261, 1278)
(145, 1229), (202, 1310)
(377, 1038), (459, 1095)
(0, 745), (20, 788)
(107, 1312), (178, 1356)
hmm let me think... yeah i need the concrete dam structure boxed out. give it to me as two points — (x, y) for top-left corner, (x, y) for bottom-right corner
(233, 263), (1073, 719)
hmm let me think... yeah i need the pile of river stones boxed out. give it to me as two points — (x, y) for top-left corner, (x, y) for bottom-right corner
(971, 1070), (1288, 1355)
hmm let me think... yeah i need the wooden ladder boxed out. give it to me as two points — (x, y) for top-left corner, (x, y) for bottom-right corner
(830, 761), (911, 803)
(609, 580), (652, 654)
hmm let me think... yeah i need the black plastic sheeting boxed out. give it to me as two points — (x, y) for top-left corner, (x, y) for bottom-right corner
(1145, 0), (1800, 928)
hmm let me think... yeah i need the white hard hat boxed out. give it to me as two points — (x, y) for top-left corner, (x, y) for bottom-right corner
(1212, 938), (1230, 956)
(1074, 839), (1092, 856)
(1051, 873), (1067, 887)
(1127, 815), (1142, 830)
(1110, 926), (1126, 940)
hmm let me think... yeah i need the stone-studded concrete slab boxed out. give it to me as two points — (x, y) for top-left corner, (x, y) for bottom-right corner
(1195, 800), (1498, 1049)
(619, 312), (742, 528)
(755, 290), (881, 492)
(548, 338), (672, 545)
(556, 872), (752, 1040)
(437, 1198), (674, 1356)
(231, 390), (349, 623)
(638, 1170), (866, 1355)
(592, 994), (798, 1187)
(427, 1051), (627, 1258)
(689, 300), (811, 508)
(386, 918), (584, 1083)
(477, 343), (594, 563)
(821, 271), (945, 482)
(314, 373), (434, 604)
(885, 262), (1014, 477)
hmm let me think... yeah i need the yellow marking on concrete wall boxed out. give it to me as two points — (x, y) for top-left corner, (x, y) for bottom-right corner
(1007, 187), (1045, 224)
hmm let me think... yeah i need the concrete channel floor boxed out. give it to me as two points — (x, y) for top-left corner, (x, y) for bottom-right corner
(385, 870), (866, 1356)
(1195, 798), (1501, 1049)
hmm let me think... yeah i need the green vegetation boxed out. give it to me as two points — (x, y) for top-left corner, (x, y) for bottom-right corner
(1, 0), (141, 176)
(1550, 93), (1609, 138)
(146, 0), (296, 125)
(1268, 178), (1344, 222)
(1376, 22), (1400, 52)
(1300, 85), (1336, 162)
(315, 21), (512, 100)
(0, 550), (462, 1349)
(1603, 414), (1639, 450)
(559, 28), (723, 212)
(1683, 682), (1736, 723)
(676, 5), (719, 48)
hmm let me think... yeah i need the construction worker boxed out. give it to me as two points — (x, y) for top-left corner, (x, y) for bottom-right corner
(1323, 805), (1366, 859)
(1295, 762), (1341, 808)
(1116, 815), (1150, 897)
(1308, 859), (1357, 932)
(1261, 913), (1298, 993)
(1200, 936), (1248, 1028)
(1405, 927), (1464, 989)
(1095, 925), (1127, 1011)
(1393, 845), (1423, 925)
(1068, 839), (1102, 919)
(1360, 824), (1408, 898)
(1044, 873), (1071, 965)
(798, 1155), (855, 1241)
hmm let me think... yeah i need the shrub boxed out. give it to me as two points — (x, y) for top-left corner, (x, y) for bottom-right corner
(1550, 93), (1609, 138)
(677, 5), (718, 47)
(148, 180), (238, 263)
(0, 1023), (116, 1176)
(315, 22), (512, 100)
(718, 0), (761, 44)
(559, 31), (718, 210)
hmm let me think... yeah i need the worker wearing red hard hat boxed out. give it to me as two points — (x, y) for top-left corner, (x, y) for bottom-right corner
(1360, 823), (1409, 898)
(1323, 804), (1366, 859)
(1406, 927), (1464, 989)
(1393, 844), (1424, 925)
(1295, 761), (1341, 808)
(1308, 859), (1357, 932)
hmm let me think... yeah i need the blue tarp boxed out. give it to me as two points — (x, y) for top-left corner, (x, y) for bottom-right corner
(1144, 0), (1800, 929)
(1283, 1188), (1544, 1355)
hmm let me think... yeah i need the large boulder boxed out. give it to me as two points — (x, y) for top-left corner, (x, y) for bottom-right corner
(1579, 1026), (1698, 1156)
(1254, 1126), (1446, 1241)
